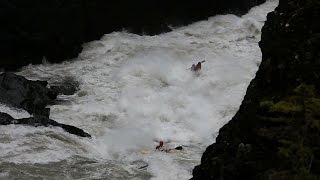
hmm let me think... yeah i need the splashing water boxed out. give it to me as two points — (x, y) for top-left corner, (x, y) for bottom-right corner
(0, 1), (278, 179)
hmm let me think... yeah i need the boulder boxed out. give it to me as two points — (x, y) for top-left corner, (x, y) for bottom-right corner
(0, 112), (91, 138)
(0, 72), (57, 117)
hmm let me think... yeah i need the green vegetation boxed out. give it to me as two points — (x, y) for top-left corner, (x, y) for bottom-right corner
(258, 83), (320, 178)
(305, 98), (320, 117)
(294, 83), (315, 97)
(278, 139), (313, 173)
(270, 101), (303, 114)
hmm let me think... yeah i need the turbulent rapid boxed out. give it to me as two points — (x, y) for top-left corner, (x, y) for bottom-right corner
(0, 1), (278, 179)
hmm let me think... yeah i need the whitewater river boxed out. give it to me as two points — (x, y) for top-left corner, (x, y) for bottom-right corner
(0, 1), (277, 179)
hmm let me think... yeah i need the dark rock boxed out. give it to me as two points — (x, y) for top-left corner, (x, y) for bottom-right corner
(0, 112), (91, 138)
(0, 112), (16, 125)
(0, 0), (265, 70)
(193, 0), (320, 179)
(0, 72), (57, 117)
(0, 73), (90, 137)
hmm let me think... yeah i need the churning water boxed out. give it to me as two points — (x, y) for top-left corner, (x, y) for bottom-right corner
(0, 1), (278, 179)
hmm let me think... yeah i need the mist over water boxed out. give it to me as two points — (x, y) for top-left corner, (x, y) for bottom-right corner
(0, 1), (278, 179)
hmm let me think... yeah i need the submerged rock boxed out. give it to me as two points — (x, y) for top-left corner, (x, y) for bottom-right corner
(193, 0), (320, 179)
(49, 76), (80, 96)
(0, 112), (91, 138)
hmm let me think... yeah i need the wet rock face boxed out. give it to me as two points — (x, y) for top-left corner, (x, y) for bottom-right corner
(0, 72), (56, 117)
(0, 73), (81, 117)
(192, 0), (320, 179)
(0, 0), (265, 70)
(0, 73), (90, 138)
(258, 0), (320, 97)
(0, 112), (91, 138)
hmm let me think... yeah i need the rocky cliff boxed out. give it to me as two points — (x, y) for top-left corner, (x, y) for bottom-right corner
(1, 0), (265, 70)
(192, 0), (320, 179)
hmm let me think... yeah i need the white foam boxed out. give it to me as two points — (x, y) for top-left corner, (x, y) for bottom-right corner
(0, 172), (9, 180)
(0, 125), (89, 164)
(0, 103), (31, 119)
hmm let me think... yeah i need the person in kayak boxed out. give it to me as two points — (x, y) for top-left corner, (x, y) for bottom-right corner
(155, 141), (183, 153)
(190, 60), (205, 72)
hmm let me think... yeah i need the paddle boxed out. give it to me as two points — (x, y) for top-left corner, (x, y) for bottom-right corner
(187, 60), (205, 70)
